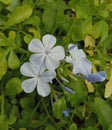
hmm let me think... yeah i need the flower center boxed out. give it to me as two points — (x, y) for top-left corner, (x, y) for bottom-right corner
(37, 75), (41, 78)
(45, 50), (49, 55)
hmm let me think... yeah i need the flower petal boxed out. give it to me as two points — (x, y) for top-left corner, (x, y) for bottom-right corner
(28, 39), (44, 53)
(20, 62), (37, 77)
(50, 46), (65, 60)
(68, 44), (86, 59)
(42, 34), (56, 49)
(22, 78), (37, 93)
(63, 86), (75, 94)
(87, 71), (106, 83)
(66, 56), (73, 64)
(30, 53), (45, 67)
(45, 55), (60, 70)
(73, 58), (92, 76)
(41, 70), (56, 83)
(37, 79), (50, 97)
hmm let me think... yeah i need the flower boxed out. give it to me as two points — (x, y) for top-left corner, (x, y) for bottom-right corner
(28, 34), (65, 70)
(20, 62), (56, 97)
(66, 44), (106, 82)
(66, 44), (89, 76)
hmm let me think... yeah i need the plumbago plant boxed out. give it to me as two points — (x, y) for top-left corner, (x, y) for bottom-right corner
(0, 0), (112, 130)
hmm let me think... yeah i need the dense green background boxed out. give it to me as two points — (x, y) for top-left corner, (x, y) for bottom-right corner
(0, 0), (112, 130)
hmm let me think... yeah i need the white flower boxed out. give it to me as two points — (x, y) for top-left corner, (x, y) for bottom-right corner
(28, 34), (65, 70)
(20, 62), (56, 97)
(66, 44), (106, 82)
(66, 44), (91, 76)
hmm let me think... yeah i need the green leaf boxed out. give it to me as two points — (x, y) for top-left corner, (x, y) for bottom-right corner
(45, 125), (56, 130)
(104, 69), (112, 98)
(8, 50), (20, 69)
(91, 20), (108, 43)
(53, 96), (66, 119)
(69, 0), (94, 19)
(108, 124), (112, 130)
(0, 0), (11, 5)
(4, 5), (32, 29)
(66, 79), (87, 106)
(7, 113), (16, 125)
(6, 77), (22, 98)
(94, 97), (112, 129)
(0, 53), (7, 80)
(0, 32), (8, 46)
(81, 126), (98, 130)
(7, 0), (19, 12)
(102, 34), (112, 54)
(69, 123), (77, 130)
(0, 115), (8, 130)
(20, 94), (35, 109)
(42, 7), (56, 32)
(23, 15), (41, 26)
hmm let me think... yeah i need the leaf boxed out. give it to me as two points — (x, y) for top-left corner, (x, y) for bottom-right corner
(42, 7), (56, 32)
(108, 124), (112, 130)
(4, 5), (32, 29)
(8, 50), (20, 69)
(94, 97), (112, 129)
(45, 125), (56, 130)
(84, 35), (95, 48)
(81, 126), (98, 130)
(98, 10), (109, 17)
(102, 34), (112, 54)
(53, 96), (66, 119)
(0, 0), (11, 5)
(69, 123), (77, 130)
(0, 115), (8, 130)
(23, 15), (41, 26)
(66, 79), (87, 106)
(7, 0), (19, 12)
(0, 53), (7, 80)
(6, 77), (22, 98)
(20, 94), (35, 109)
(91, 20), (108, 43)
(85, 80), (94, 93)
(104, 69), (112, 98)
(19, 128), (27, 130)
(7, 113), (16, 125)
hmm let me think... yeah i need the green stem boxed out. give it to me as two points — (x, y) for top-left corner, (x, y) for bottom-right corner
(66, 70), (77, 80)
(1, 92), (4, 116)
(15, 45), (29, 54)
(42, 99), (56, 123)
(67, 18), (76, 36)
(32, 98), (42, 116)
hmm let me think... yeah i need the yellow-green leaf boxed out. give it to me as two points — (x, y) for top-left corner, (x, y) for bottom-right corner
(0, 0), (11, 5)
(104, 69), (112, 98)
(8, 50), (20, 69)
(4, 5), (32, 29)
(84, 35), (95, 48)
(85, 80), (94, 93)
(0, 54), (7, 80)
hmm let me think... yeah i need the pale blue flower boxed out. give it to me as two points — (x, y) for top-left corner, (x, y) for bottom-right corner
(66, 44), (106, 82)
(20, 62), (56, 97)
(28, 34), (65, 70)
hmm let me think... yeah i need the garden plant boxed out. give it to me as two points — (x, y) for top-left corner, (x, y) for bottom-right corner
(0, 0), (112, 130)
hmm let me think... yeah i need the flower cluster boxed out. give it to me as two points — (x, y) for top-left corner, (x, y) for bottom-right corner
(20, 34), (106, 97)
(66, 44), (106, 82)
(20, 34), (65, 97)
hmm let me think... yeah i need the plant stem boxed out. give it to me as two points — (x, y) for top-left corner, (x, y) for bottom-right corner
(1, 92), (4, 116)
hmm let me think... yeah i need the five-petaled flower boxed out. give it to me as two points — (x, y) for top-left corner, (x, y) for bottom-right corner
(20, 35), (106, 97)
(20, 62), (56, 97)
(28, 34), (65, 70)
(66, 44), (106, 82)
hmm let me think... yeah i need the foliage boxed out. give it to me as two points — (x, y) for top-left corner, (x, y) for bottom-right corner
(0, 0), (112, 130)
